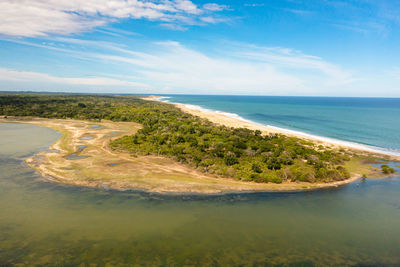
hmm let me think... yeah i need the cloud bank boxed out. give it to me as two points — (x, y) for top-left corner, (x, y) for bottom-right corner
(0, 0), (228, 37)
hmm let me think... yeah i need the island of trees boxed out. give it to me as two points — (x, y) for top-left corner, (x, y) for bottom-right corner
(0, 93), (356, 184)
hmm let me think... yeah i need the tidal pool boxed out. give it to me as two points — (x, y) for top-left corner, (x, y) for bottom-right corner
(80, 135), (94, 140)
(111, 131), (121, 137)
(91, 125), (104, 129)
(0, 123), (400, 266)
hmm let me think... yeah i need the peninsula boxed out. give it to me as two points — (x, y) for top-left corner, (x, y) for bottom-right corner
(0, 93), (395, 193)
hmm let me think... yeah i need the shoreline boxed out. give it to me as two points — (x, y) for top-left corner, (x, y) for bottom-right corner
(0, 117), (385, 194)
(143, 95), (400, 161)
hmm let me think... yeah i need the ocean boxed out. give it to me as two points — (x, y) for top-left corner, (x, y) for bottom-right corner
(161, 95), (400, 155)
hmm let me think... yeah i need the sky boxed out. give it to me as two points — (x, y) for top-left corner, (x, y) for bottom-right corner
(0, 0), (400, 97)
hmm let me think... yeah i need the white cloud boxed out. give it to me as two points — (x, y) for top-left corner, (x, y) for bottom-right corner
(284, 9), (314, 16)
(174, 0), (201, 14)
(203, 3), (229, 11)
(0, 0), (228, 37)
(0, 1), (107, 37)
(0, 67), (149, 88)
(244, 3), (265, 7)
(200, 16), (229, 24)
(233, 45), (355, 84)
(159, 23), (188, 31)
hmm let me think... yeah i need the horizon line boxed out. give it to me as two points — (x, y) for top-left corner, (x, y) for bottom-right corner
(1, 90), (400, 99)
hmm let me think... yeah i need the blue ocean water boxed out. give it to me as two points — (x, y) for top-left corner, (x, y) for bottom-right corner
(162, 95), (400, 154)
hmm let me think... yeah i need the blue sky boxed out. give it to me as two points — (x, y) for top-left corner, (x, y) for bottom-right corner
(1, 0), (400, 96)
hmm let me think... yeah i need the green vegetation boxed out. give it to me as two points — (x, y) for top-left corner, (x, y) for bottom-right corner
(1, 93), (352, 183)
(381, 164), (395, 174)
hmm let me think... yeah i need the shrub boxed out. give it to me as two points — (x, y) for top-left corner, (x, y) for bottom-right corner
(251, 163), (262, 173)
(262, 171), (282, 184)
(224, 152), (239, 166)
(199, 159), (214, 167)
(290, 165), (315, 182)
(381, 164), (395, 174)
(336, 166), (350, 179)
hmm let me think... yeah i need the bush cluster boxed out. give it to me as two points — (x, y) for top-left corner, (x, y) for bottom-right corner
(381, 164), (395, 174)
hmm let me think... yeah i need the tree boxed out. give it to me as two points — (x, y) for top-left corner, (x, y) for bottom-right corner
(224, 152), (239, 166)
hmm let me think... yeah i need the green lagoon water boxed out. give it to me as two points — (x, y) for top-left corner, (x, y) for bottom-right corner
(1, 123), (400, 266)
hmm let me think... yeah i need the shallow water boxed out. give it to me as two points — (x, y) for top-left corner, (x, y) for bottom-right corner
(65, 145), (88, 160)
(91, 125), (104, 129)
(66, 153), (89, 160)
(111, 131), (121, 137)
(1, 123), (400, 266)
(80, 135), (94, 140)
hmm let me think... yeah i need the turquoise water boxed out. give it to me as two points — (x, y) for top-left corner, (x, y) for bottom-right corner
(163, 95), (400, 154)
(1, 123), (400, 265)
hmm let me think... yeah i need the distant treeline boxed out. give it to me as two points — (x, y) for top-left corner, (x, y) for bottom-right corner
(0, 94), (351, 183)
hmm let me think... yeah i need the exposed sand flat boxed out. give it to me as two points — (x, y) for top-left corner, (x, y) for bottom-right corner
(143, 95), (400, 161)
(0, 116), (384, 194)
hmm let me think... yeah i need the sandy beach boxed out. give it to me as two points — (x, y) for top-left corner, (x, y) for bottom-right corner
(143, 96), (400, 161)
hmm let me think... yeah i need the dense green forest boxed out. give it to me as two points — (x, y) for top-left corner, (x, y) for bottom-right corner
(0, 93), (351, 183)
